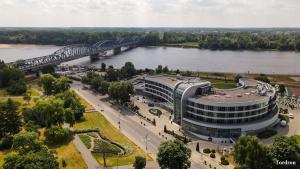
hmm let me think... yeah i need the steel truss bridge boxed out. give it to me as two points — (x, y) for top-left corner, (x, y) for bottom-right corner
(9, 37), (140, 72)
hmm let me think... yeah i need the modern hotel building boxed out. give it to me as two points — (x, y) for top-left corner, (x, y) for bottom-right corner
(142, 75), (278, 142)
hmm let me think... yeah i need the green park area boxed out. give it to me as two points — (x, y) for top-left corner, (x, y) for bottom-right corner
(202, 78), (237, 89)
(74, 112), (152, 167)
(0, 69), (87, 169)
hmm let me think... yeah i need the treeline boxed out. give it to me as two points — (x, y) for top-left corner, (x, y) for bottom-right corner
(162, 32), (300, 51)
(81, 62), (136, 104)
(1, 30), (300, 51)
(0, 30), (141, 45)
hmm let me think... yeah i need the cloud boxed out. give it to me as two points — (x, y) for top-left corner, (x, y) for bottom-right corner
(0, 0), (299, 27)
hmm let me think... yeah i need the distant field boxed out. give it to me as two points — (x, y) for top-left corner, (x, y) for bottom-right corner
(74, 112), (152, 167)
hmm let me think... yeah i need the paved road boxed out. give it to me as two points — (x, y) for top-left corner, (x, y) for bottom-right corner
(71, 81), (206, 169)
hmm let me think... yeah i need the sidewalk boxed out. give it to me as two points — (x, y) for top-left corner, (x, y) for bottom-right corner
(73, 135), (102, 169)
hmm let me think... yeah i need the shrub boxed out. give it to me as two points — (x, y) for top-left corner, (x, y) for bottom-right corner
(203, 148), (211, 154)
(0, 136), (13, 150)
(45, 125), (69, 144)
(210, 153), (216, 158)
(220, 156), (229, 165)
(133, 156), (146, 169)
(7, 81), (27, 95)
(279, 114), (290, 123)
(211, 149), (216, 153)
(152, 118), (156, 126)
(78, 134), (92, 149)
(62, 159), (67, 167)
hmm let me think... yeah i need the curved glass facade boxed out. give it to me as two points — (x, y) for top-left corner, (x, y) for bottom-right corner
(143, 76), (279, 139)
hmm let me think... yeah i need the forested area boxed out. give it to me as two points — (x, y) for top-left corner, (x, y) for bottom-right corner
(0, 29), (300, 51)
(0, 30), (141, 45)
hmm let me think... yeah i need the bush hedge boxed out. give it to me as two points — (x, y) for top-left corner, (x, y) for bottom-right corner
(203, 148), (211, 154)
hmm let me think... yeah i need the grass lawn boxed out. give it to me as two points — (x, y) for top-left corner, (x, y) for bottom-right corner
(73, 112), (152, 167)
(79, 134), (92, 149)
(224, 154), (238, 167)
(292, 135), (300, 148)
(53, 142), (87, 169)
(72, 91), (94, 110)
(0, 150), (10, 168)
(79, 97), (94, 110)
(201, 78), (237, 89)
(0, 89), (9, 96)
(27, 88), (41, 97)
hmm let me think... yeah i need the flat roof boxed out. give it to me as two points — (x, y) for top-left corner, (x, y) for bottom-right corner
(191, 79), (275, 104)
(146, 75), (179, 87)
(146, 75), (206, 88)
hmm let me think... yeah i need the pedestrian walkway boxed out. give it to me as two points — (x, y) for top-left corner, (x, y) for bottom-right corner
(73, 135), (102, 169)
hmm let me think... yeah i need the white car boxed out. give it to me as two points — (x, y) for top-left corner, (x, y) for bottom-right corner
(289, 113), (294, 119)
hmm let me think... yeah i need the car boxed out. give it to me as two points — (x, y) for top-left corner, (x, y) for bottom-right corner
(289, 113), (294, 119)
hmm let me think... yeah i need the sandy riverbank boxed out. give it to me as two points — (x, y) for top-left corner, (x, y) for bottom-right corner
(0, 44), (57, 49)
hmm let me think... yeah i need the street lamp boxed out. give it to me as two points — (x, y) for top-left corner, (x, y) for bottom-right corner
(118, 113), (121, 129)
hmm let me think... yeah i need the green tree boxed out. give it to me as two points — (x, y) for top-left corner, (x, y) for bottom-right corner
(255, 74), (270, 83)
(65, 108), (75, 127)
(12, 132), (44, 154)
(121, 62), (136, 79)
(45, 125), (69, 144)
(4, 150), (59, 169)
(23, 97), (65, 127)
(234, 74), (243, 83)
(233, 136), (271, 169)
(296, 38), (300, 51)
(157, 140), (191, 169)
(90, 76), (103, 92)
(162, 66), (169, 73)
(7, 80), (27, 95)
(133, 156), (146, 169)
(0, 99), (21, 138)
(0, 66), (24, 88)
(106, 67), (119, 81)
(155, 65), (163, 74)
(100, 80), (110, 94)
(278, 84), (285, 94)
(101, 62), (106, 71)
(4, 131), (58, 169)
(23, 95), (31, 105)
(269, 136), (300, 169)
(40, 73), (56, 95)
(56, 90), (85, 121)
(53, 76), (70, 94)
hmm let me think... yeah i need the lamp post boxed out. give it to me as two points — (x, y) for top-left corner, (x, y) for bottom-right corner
(118, 112), (121, 129)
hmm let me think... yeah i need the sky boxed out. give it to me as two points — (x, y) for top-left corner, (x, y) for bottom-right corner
(0, 0), (300, 27)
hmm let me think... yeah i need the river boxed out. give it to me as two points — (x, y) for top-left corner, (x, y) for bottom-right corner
(1, 44), (300, 74)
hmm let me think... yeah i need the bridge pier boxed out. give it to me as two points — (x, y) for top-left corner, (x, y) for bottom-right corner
(113, 47), (121, 55)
